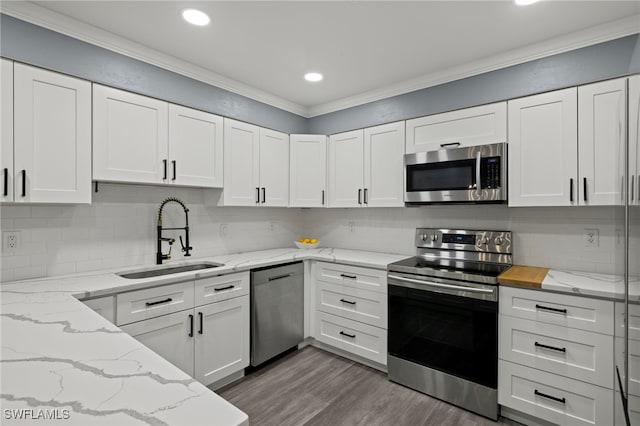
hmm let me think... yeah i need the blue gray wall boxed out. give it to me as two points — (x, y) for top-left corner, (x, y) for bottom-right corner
(307, 34), (640, 134)
(0, 14), (307, 134)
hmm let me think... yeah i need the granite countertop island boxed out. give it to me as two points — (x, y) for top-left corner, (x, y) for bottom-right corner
(0, 248), (405, 425)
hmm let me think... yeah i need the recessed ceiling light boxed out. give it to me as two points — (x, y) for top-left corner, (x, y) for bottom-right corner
(182, 9), (210, 26)
(514, 0), (540, 5)
(304, 72), (323, 82)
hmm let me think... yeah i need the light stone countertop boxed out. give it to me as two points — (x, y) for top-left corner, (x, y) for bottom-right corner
(0, 247), (407, 425)
(541, 269), (640, 302)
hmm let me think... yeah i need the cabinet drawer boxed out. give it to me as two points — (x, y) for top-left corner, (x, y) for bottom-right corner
(315, 262), (387, 294)
(117, 281), (194, 325)
(194, 272), (249, 306)
(498, 360), (613, 426)
(315, 281), (387, 329)
(315, 311), (387, 365)
(500, 286), (613, 334)
(500, 315), (613, 388)
(616, 337), (640, 398)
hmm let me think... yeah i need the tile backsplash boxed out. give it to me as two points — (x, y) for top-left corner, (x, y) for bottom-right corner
(0, 184), (634, 282)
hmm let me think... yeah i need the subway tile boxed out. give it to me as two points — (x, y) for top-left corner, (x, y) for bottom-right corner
(76, 259), (103, 273)
(0, 206), (31, 218)
(1, 269), (14, 283)
(0, 255), (31, 269)
(47, 262), (77, 277)
(13, 265), (46, 281)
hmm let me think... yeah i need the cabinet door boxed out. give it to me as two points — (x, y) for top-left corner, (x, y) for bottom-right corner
(14, 64), (91, 203)
(120, 310), (195, 378)
(93, 84), (168, 185)
(364, 121), (405, 207)
(405, 102), (507, 154)
(259, 128), (289, 207)
(579, 78), (627, 206)
(168, 105), (223, 188)
(1, 59), (13, 203)
(223, 118), (260, 206)
(195, 295), (249, 386)
(289, 134), (327, 207)
(630, 75), (640, 206)
(328, 129), (364, 207)
(508, 88), (578, 207)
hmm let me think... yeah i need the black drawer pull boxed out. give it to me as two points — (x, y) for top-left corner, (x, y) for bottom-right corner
(3, 168), (7, 196)
(535, 304), (567, 314)
(322, 190), (325, 205)
(440, 142), (461, 148)
(358, 188), (362, 205)
(172, 160), (177, 181)
(188, 314), (194, 337)
(534, 389), (566, 404)
(569, 178), (574, 202)
(198, 312), (203, 335)
(535, 341), (566, 353)
(583, 177), (588, 202)
(163, 159), (167, 180)
(340, 298), (356, 305)
(21, 170), (26, 197)
(214, 285), (235, 292)
(146, 297), (172, 307)
(340, 274), (357, 279)
(268, 273), (292, 282)
(340, 331), (356, 338)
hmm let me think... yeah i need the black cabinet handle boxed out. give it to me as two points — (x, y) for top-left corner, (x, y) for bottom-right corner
(145, 297), (172, 307)
(632, 176), (635, 202)
(583, 177), (588, 202)
(364, 188), (368, 204)
(339, 331), (356, 338)
(534, 389), (566, 404)
(262, 187), (266, 204)
(163, 159), (167, 180)
(269, 273), (293, 282)
(256, 187), (260, 204)
(440, 142), (461, 148)
(188, 314), (194, 337)
(198, 312), (203, 335)
(21, 170), (26, 197)
(357, 189), (362, 205)
(340, 298), (356, 305)
(340, 273), (357, 279)
(172, 160), (176, 181)
(3, 168), (7, 196)
(322, 190), (325, 206)
(535, 341), (566, 353)
(214, 285), (235, 292)
(569, 178), (574, 202)
(535, 304), (567, 315)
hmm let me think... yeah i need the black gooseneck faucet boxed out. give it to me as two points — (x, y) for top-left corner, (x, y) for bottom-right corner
(157, 197), (192, 264)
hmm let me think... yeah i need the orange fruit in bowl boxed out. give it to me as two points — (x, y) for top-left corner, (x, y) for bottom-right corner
(297, 238), (305, 243)
(303, 238), (311, 244)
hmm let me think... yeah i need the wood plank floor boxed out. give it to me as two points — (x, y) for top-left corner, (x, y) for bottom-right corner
(216, 346), (522, 426)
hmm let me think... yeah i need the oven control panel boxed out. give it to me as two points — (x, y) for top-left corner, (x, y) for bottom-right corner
(415, 228), (512, 254)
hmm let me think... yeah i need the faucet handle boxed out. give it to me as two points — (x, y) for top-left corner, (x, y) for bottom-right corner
(179, 236), (193, 255)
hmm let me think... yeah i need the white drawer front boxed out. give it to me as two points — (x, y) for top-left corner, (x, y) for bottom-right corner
(315, 281), (387, 329)
(499, 360), (613, 426)
(500, 286), (614, 335)
(315, 311), (387, 365)
(500, 316), (613, 388)
(194, 272), (249, 306)
(617, 301), (640, 342)
(316, 262), (387, 294)
(116, 281), (194, 325)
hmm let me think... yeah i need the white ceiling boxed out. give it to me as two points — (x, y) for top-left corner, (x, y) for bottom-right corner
(4, 1), (640, 117)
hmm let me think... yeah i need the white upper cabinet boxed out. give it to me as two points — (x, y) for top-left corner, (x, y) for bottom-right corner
(630, 75), (640, 206)
(578, 78), (626, 206)
(328, 129), (364, 207)
(223, 118), (289, 207)
(169, 104), (224, 188)
(328, 122), (405, 208)
(289, 135), (327, 207)
(364, 122), (405, 207)
(93, 84), (169, 185)
(405, 102), (507, 154)
(1, 59), (13, 203)
(508, 88), (578, 207)
(12, 63), (91, 204)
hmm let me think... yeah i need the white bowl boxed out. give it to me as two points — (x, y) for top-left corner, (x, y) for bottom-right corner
(295, 241), (319, 249)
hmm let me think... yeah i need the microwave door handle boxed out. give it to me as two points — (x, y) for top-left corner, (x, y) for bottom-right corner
(476, 151), (482, 196)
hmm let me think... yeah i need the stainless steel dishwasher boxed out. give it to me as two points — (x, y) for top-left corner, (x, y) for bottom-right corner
(250, 262), (304, 367)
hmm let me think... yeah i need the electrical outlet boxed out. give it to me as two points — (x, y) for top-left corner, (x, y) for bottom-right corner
(584, 228), (599, 247)
(220, 223), (228, 238)
(348, 222), (355, 233)
(3, 231), (20, 251)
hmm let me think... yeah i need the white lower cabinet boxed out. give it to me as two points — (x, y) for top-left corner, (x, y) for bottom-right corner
(499, 286), (615, 426)
(82, 296), (115, 323)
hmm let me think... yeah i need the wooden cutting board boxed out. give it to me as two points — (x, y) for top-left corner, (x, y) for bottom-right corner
(498, 265), (549, 289)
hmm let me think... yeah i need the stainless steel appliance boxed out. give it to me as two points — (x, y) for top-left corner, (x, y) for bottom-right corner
(404, 142), (507, 204)
(387, 228), (512, 420)
(250, 262), (304, 367)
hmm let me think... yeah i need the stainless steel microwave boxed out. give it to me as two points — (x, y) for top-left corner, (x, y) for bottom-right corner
(404, 142), (507, 204)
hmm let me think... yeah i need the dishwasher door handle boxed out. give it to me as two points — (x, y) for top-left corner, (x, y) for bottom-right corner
(268, 273), (293, 282)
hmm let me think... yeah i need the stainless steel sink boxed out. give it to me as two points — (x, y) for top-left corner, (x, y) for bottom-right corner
(117, 262), (223, 279)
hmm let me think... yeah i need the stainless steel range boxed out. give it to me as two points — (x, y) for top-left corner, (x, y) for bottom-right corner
(387, 228), (512, 421)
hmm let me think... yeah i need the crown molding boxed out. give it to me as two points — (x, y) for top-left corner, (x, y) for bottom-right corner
(0, 1), (309, 117)
(307, 14), (640, 118)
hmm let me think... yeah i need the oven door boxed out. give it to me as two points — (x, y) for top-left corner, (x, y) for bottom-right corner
(388, 274), (498, 389)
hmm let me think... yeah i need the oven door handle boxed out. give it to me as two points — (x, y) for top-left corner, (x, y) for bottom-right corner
(476, 150), (482, 196)
(388, 274), (495, 294)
